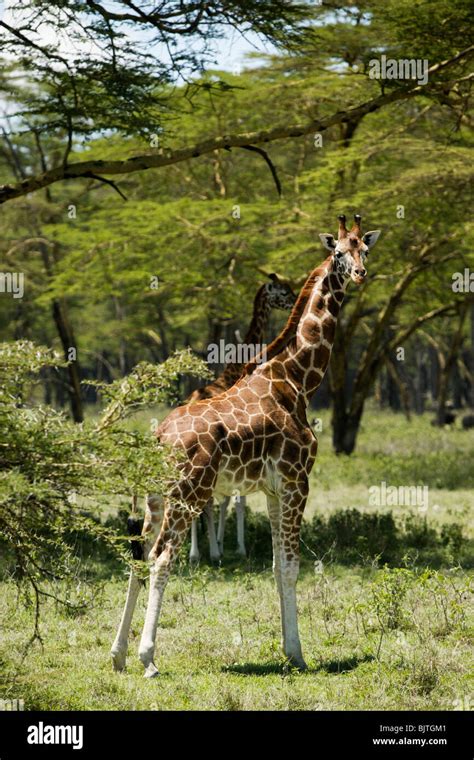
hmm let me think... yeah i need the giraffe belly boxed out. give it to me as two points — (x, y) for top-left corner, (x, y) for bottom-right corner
(213, 462), (266, 499)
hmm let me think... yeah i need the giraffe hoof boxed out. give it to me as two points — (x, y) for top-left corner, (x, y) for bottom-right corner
(111, 649), (126, 672)
(143, 662), (160, 679)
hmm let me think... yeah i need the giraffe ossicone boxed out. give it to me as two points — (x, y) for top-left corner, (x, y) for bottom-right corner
(111, 214), (381, 676)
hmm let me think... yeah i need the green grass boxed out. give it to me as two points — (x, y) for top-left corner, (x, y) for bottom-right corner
(0, 407), (473, 711)
(0, 565), (472, 711)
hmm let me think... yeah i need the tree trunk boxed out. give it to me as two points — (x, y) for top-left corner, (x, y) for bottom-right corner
(41, 366), (53, 405)
(435, 302), (469, 425)
(413, 344), (427, 414)
(37, 240), (84, 423)
(436, 312), (468, 425)
(52, 299), (84, 423)
(334, 407), (364, 455)
(452, 361), (463, 408)
(113, 296), (128, 376)
(157, 304), (170, 361)
(384, 355), (411, 420)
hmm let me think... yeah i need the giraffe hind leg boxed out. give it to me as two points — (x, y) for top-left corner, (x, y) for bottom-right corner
(217, 496), (231, 555)
(235, 495), (247, 558)
(190, 500), (221, 563)
(204, 500), (221, 562)
(189, 518), (200, 564)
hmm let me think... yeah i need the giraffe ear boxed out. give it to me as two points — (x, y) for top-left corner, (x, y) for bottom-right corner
(362, 230), (381, 249)
(319, 234), (336, 250)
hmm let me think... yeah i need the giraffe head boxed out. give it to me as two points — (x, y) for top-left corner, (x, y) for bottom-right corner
(264, 273), (297, 310)
(319, 214), (381, 285)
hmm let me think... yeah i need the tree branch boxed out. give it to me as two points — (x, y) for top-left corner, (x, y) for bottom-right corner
(85, 173), (128, 200)
(388, 301), (472, 351)
(239, 145), (281, 196)
(1, 45), (472, 206)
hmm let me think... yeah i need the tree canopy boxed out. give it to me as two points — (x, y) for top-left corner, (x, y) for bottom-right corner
(0, 0), (472, 202)
(0, 0), (473, 446)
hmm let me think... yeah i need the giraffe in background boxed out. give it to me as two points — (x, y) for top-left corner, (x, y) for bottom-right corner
(187, 274), (296, 562)
(111, 214), (381, 676)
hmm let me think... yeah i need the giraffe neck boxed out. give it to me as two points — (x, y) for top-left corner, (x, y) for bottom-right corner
(258, 258), (347, 407)
(242, 284), (271, 346)
(218, 285), (270, 385)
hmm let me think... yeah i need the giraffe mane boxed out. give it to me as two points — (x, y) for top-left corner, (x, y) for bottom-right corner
(243, 256), (333, 375)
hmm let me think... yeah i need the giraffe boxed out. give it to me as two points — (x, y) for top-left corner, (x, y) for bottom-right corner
(111, 214), (381, 676)
(112, 276), (294, 669)
(187, 274), (296, 563)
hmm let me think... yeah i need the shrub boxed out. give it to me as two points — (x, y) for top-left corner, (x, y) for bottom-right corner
(0, 341), (210, 634)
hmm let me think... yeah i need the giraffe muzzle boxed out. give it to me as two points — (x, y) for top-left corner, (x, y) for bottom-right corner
(352, 268), (367, 285)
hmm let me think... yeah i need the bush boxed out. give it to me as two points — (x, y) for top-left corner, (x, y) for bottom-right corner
(304, 510), (399, 565)
(197, 506), (473, 569)
(0, 341), (210, 633)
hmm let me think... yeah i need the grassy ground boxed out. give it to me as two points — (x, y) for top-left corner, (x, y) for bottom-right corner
(0, 565), (472, 711)
(0, 407), (473, 711)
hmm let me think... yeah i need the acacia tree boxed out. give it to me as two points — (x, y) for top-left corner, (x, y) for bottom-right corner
(1, 0), (473, 453)
(0, 0), (309, 420)
(0, 1), (309, 198)
(0, 0), (472, 204)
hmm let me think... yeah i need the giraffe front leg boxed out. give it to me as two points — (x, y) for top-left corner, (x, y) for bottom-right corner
(111, 495), (164, 672)
(139, 502), (193, 678)
(139, 561), (163, 678)
(267, 487), (307, 670)
(280, 553), (306, 669)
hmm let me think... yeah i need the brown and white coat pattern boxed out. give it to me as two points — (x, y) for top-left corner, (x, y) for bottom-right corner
(187, 275), (296, 561)
(111, 214), (380, 676)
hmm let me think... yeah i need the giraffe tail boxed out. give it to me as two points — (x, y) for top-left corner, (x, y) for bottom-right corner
(127, 495), (144, 561)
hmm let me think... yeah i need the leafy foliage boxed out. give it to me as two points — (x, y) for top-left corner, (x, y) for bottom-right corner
(0, 1), (310, 142)
(0, 341), (209, 635)
(218, 505), (473, 569)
